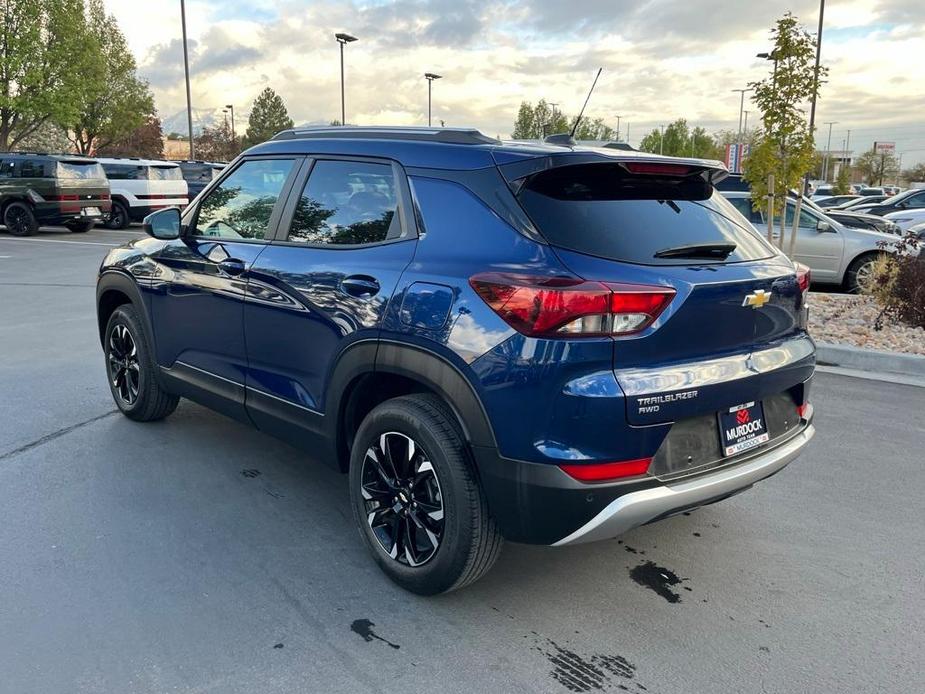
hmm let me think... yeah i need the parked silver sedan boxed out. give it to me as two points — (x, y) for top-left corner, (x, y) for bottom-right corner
(721, 190), (900, 292)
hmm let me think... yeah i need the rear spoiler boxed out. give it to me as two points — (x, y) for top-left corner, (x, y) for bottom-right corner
(496, 151), (729, 188)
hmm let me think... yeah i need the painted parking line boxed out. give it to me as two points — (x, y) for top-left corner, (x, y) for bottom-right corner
(0, 237), (121, 247)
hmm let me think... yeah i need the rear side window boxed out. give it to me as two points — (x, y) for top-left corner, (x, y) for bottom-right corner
(286, 160), (401, 245)
(56, 162), (105, 180)
(18, 160), (45, 178)
(517, 163), (776, 265)
(103, 164), (144, 180)
(149, 165), (182, 181)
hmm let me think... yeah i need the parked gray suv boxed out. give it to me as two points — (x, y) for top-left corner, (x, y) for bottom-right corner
(722, 190), (898, 292)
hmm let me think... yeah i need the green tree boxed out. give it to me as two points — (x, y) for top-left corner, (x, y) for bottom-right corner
(833, 164), (851, 194)
(96, 114), (164, 158)
(743, 12), (827, 253)
(511, 102), (535, 139)
(510, 100), (575, 140)
(854, 149), (899, 185)
(0, 0), (87, 150)
(638, 119), (721, 158)
(64, 0), (154, 154)
(902, 163), (925, 184)
(571, 116), (616, 141)
(243, 87), (293, 146)
(194, 120), (236, 161)
(16, 121), (71, 152)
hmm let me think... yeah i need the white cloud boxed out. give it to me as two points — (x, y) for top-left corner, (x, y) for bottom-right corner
(103, 0), (925, 165)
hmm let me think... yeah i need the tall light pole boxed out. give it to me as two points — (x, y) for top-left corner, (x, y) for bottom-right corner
(180, 0), (194, 158)
(804, 0), (826, 193)
(822, 120), (837, 181)
(659, 125), (665, 155)
(424, 72), (442, 127)
(743, 110), (750, 135)
(335, 33), (357, 126)
(615, 114), (622, 141)
(732, 88), (752, 142)
(225, 103), (235, 152)
(625, 122), (630, 143)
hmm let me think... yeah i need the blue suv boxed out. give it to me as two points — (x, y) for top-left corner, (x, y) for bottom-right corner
(96, 127), (816, 594)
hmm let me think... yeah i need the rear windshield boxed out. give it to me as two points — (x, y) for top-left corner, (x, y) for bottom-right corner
(517, 163), (777, 265)
(56, 161), (105, 180)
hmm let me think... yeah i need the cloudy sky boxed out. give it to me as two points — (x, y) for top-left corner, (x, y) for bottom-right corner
(103, 0), (925, 166)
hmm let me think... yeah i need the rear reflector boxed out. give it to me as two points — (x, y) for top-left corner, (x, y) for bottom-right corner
(796, 403), (811, 419)
(559, 458), (652, 482)
(469, 273), (675, 337)
(622, 162), (693, 176)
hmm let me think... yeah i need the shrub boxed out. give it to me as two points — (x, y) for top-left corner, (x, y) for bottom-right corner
(868, 232), (925, 329)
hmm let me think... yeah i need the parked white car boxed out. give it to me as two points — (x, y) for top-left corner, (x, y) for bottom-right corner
(883, 208), (925, 232)
(97, 158), (188, 229)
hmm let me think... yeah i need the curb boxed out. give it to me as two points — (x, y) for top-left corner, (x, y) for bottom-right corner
(815, 342), (925, 378)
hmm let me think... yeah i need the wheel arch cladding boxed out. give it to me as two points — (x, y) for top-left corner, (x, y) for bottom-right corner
(96, 272), (152, 347)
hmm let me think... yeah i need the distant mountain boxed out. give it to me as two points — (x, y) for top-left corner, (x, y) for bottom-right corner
(161, 107), (235, 138)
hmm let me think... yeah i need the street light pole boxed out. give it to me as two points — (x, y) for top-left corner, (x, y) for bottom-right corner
(822, 120), (837, 181)
(335, 33), (358, 126)
(424, 73), (442, 127)
(225, 103), (235, 151)
(180, 0), (195, 158)
(615, 114), (622, 141)
(659, 125), (665, 155)
(732, 88), (751, 142)
(803, 0), (826, 193)
(743, 110), (750, 135)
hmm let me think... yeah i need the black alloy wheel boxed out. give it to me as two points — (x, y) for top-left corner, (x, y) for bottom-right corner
(360, 431), (445, 567)
(4, 202), (38, 236)
(107, 323), (140, 406)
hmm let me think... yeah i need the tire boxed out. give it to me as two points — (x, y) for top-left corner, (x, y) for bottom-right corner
(104, 305), (179, 421)
(845, 253), (879, 293)
(105, 201), (129, 230)
(65, 220), (95, 233)
(4, 202), (38, 236)
(349, 394), (502, 595)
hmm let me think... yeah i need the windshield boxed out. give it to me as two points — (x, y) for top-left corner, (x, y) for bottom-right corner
(56, 161), (106, 180)
(149, 165), (182, 181)
(517, 163), (777, 265)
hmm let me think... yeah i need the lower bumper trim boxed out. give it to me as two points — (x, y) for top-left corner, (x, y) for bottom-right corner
(551, 424), (815, 546)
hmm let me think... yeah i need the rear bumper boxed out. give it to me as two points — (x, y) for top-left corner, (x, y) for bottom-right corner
(472, 417), (814, 546)
(552, 423), (814, 545)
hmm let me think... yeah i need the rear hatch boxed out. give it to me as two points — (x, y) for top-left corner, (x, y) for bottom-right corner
(52, 159), (111, 213)
(144, 164), (189, 205)
(504, 156), (812, 429)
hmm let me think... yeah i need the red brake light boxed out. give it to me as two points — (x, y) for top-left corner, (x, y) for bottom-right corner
(622, 162), (693, 176)
(559, 458), (652, 482)
(469, 274), (675, 337)
(797, 403), (811, 419)
(795, 263), (811, 293)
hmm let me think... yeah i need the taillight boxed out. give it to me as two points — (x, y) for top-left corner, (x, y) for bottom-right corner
(47, 194), (80, 213)
(469, 273), (675, 337)
(100, 193), (110, 200)
(795, 263), (811, 293)
(796, 403), (811, 419)
(559, 458), (652, 482)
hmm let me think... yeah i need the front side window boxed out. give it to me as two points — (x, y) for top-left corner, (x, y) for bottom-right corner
(194, 158), (295, 240)
(287, 160), (401, 245)
(906, 192), (925, 209)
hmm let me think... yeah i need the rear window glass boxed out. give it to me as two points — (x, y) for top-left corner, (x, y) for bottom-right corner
(150, 165), (182, 181)
(517, 163), (777, 265)
(56, 162), (105, 180)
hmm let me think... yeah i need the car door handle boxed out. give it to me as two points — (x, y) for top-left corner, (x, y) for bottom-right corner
(340, 275), (380, 297)
(218, 258), (246, 276)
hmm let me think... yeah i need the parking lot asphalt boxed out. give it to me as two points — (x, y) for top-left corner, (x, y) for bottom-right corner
(1, 227), (923, 694)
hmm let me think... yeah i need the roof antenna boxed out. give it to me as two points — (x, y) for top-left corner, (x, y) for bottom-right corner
(570, 67), (602, 139)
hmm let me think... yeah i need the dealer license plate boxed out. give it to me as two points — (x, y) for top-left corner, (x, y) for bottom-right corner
(718, 401), (770, 457)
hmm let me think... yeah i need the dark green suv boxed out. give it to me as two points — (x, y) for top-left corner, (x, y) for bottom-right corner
(0, 153), (111, 236)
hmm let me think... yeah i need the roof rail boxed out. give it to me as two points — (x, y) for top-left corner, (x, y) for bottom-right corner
(271, 126), (499, 146)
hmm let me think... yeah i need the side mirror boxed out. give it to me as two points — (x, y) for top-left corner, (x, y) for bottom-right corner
(816, 220), (833, 233)
(143, 207), (181, 240)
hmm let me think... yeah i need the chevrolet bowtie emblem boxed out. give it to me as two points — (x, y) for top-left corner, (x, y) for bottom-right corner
(742, 290), (771, 309)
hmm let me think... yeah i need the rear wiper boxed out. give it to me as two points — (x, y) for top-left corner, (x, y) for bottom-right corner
(653, 243), (737, 259)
